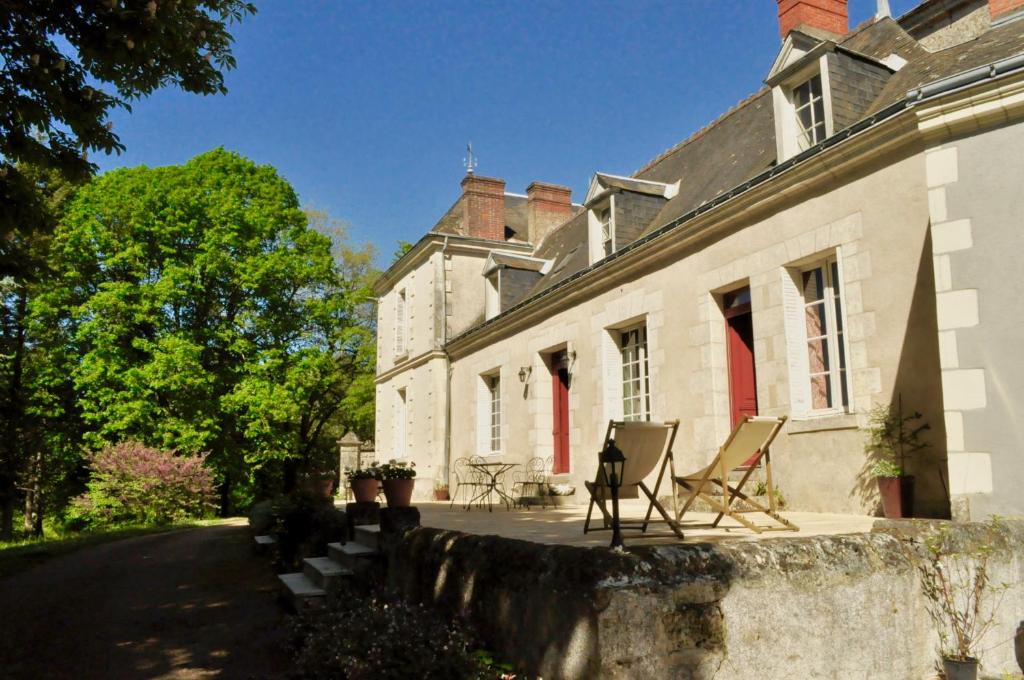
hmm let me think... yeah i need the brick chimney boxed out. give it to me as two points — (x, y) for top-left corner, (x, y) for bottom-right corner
(461, 174), (506, 241)
(526, 181), (572, 245)
(990, 0), (1024, 20)
(777, 0), (848, 38)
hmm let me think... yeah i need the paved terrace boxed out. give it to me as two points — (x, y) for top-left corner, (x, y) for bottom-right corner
(416, 499), (878, 546)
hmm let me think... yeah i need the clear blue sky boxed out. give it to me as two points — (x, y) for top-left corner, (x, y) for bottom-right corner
(95, 0), (919, 264)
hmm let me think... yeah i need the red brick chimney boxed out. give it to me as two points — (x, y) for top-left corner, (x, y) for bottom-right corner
(526, 181), (572, 245)
(777, 0), (848, 38)
(461, 174), (506, 241)
(990, 0), (1024, 19)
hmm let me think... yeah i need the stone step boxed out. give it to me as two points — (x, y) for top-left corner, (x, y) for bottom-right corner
(253, 534), (276, 555)
(302, 556), (353, 591)
(352, 524), (381, 550)
(278, 572), (324, 610)
(327, 541), (378, 575)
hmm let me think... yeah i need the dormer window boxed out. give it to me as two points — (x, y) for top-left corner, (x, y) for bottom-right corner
(793, 73), (826, 150)
(599, 207), (613, 257)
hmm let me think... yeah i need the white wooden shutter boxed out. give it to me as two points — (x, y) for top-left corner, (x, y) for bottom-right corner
(781, 268), (810, 415)
(602, 330), (624, 424)
(476, 376), (489, 455)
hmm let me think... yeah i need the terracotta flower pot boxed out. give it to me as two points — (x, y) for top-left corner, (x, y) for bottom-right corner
(942, 657), (978, 680)
(382, 479), (415, 507)
(433, 488), (450, 501)
(302, 477), (334, 499)
(350, 478), (379, 503)
(877, 475), (914, 518)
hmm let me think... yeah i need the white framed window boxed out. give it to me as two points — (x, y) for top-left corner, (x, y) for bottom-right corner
(476, 370), (502, 454)
(394, 289), (408, 356)
(599, 207), (613, 257)
(395, 388), (407, 457)
(786, 256), (851, 413)
(488, 375), (501, 453)
(793, 73), (826, 151)
(620, 325), (651, 422)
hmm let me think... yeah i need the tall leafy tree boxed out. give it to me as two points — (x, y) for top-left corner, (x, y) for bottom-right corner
(38, 148), (375, 513)
(0, 0), (256, 276)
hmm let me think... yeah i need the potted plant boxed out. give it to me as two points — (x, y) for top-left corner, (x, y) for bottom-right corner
(864, 396), (929, 518)
(377, 459), (416, 507)
(915, 520), (1008, 680)
(433, 479), (450, 502)
(299, 468), (336, 499)
(345, 465), (380, 503)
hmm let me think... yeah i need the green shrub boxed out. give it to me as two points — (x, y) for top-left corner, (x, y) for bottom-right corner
(65, 441), (215, 530)
(289, 584), (490, 679)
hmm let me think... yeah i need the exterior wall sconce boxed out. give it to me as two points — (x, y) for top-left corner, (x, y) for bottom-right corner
(600, 439), (626, 550)
(518, 366), (532, 383)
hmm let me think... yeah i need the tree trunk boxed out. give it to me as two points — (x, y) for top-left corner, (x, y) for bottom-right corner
(23, 450), (44, 537)
(0, 476), (14, 540)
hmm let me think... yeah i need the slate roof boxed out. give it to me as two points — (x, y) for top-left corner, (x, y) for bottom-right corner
(513, 10), (1024, 301)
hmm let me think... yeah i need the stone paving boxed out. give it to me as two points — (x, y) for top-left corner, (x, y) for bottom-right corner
(416, 498), (878, 546)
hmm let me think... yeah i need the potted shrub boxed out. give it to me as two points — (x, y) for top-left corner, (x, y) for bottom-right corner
(915, 520), (1008, 680)
(864, 396), (929, 518)
(299, 468), (336, 499)
(345, 465), (380, 503)
(378, 459), (416, 507)
(433, 479), (450, 502)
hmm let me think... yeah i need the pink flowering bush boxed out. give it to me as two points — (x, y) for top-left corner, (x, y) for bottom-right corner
(67, 441), (216, 528)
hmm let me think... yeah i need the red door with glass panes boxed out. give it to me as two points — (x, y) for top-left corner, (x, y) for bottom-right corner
(724, 288), (759, 465)
(551, 351), (571, 474)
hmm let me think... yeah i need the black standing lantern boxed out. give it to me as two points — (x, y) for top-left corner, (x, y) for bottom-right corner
(601, 439), (626, 549)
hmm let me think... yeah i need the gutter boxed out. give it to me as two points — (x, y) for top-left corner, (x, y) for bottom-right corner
(441, 236), (453, 485)
(446, 52), (1024, 351)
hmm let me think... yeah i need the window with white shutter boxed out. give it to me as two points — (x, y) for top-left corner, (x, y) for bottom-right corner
(620, 325), (651, 422)
(394, 289), (408, 356)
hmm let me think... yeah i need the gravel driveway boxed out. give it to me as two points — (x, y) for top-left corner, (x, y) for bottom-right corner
(0, 521), (290, 679)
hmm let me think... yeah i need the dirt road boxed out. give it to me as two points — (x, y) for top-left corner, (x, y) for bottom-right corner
(0, 521), (290, 679)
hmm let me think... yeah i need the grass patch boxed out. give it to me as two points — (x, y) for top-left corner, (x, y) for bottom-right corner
(0, 518), (235, 579)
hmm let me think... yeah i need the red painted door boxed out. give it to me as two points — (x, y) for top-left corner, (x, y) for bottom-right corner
(551, 351), (570, 474)
(726, 308), (758, 428)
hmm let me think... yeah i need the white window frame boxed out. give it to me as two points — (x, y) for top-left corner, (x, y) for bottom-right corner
(772, 55), (835, 162)
(477, 369), (503, 455)
(587, 195), (616, 264)
(488, 375), (501, 453)
(394, 288), (408, 357)
(793, 73), (826, 151)
(620, 324), (651, 422)
(787, 254), (850, 416)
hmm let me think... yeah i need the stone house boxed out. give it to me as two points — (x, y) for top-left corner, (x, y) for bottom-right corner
(373, 0), (1024, 519)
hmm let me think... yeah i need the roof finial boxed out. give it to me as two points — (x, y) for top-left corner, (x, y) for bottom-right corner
(463, 142), (477, 175)
(875, 0), (892, 19)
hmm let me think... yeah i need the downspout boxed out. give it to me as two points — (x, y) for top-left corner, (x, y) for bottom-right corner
(441, 236), (453, 487)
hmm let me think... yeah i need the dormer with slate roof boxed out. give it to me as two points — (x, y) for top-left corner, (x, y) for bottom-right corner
(582, 173), (679, 264)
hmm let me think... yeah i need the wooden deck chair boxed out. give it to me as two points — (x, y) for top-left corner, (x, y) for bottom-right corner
(584, 420), (684, 539)
(673, 415), (798, 533)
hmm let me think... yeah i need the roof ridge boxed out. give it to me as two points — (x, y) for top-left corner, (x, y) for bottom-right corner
(633, 87), (770, 177)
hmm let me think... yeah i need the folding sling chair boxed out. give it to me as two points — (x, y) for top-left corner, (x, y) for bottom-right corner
(583, 419), (684, 539)
(673, 415), (798, 533)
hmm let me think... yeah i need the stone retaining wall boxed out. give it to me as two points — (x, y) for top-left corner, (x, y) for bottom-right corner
(386, 520), (1024, 679)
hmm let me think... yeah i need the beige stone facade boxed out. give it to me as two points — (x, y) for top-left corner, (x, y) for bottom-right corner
(374, 3), (1024, 516)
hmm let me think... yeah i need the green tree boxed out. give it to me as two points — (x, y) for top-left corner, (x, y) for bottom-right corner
(0, 0), (256, 276)
(38, 148), (375, 513)
(0, 164), (82, 538)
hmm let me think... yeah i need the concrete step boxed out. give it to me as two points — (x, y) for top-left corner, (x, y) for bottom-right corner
(327, 541), (378, 575)
(278, 572), (324, 610)
(352, 524), (381, 550)
(302, 556), (353, 591)
(253, 534), (276, 555)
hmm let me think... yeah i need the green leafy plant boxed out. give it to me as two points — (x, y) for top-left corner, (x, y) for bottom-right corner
(345, 465), (379, 483)
(915, 519), (1009, 664)
(290, 583), (487, 679)
(752, 481), (787, 508)
(864, 396), (930, 478)
(376, 459), (416, 481)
